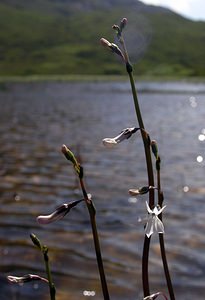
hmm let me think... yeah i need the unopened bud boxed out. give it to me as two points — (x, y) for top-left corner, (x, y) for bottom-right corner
(61, 144), (82, 178)
(120, 18), (127, 31)
(30, 233), (42, 250)
(151, 140), (158, 159)
(156, 156), (161, 171)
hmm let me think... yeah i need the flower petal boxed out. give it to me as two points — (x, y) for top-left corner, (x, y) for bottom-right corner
(156, 205), (166, 215)
(145, 201), (153, 214)
(102, 138), (117, 148)
(155, 216), (165, 234)
(128, 189), (140, 196)
(145, 216), (154, 238)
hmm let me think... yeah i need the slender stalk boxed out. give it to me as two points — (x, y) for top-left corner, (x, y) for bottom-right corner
(126, 63), (154, 297)
(43, 247), (56, 300)
(79, 178), (110, 300)
(157, 158), (175, 300)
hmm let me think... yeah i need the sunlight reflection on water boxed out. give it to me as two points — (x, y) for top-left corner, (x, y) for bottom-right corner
(0, 81), (205, 300)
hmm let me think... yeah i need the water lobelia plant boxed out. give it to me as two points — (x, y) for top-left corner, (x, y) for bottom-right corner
(7, 17), (175, 300)
(7, 234), (56, 300)
(100, 18), (175, 299)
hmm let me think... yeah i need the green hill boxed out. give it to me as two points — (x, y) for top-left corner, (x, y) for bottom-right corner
(0, 0), (204, 77)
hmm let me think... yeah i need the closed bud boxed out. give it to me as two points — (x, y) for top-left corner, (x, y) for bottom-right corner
(30, 233), (42, 251)
(120, 18), (127, 31)
(151, 140), (158, 159)
(156, 156), (161, 171)
(61, 144), (82, 177)
(129, 186), (156, 196)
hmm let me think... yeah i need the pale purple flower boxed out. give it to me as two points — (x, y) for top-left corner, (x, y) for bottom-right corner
(103, 127), (139, 148)
(7, 274), (48, 284)
(145, 201), (166, 238)
(37, 199), (83, 225)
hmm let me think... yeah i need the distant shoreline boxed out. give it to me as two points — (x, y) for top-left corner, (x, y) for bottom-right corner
(0, 74), (205, 83)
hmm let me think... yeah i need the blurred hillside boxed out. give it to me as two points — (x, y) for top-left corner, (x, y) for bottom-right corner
(0, 0), (205, 77)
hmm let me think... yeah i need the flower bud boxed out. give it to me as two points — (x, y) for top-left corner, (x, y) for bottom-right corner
(120, 18), (127, 31)
(151, 140), (158, 159)
(30, 233), (42, 250)
(102, 138), (118, 148)
(61, 144), (82, 177)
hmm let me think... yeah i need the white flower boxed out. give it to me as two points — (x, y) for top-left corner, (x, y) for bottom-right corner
(145, 201), (166, 238)
(102, 127), (139, 148)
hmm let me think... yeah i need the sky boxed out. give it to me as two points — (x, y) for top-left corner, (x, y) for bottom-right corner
(141, 0), (205, 21)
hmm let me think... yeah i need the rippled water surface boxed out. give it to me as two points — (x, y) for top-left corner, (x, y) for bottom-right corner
(0, 80), (205, 300)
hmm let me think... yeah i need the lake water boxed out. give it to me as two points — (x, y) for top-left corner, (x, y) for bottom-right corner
(0, 80), (205, 300)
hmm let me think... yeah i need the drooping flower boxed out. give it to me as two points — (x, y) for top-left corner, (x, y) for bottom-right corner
(143, 292), (168, 300)
(7, 274), (48, 284)
(145, 201), (166, 238)
(100, 38), (125, 61)
(102, 127), (139, 148)
(37, 199), (83, 225)
(129, 186), (156, 196)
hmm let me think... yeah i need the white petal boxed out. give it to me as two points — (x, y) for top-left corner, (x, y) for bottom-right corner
(156, 205), (166, 215)
(37, 209), (66, 224)
(153, 207), (159, 215)
(145, 201), (153, 214)
(154, 216), (165, 234)
(129, 189), (139, 196)
(145, 216), (154, 238)
(102, 138), (117, 148)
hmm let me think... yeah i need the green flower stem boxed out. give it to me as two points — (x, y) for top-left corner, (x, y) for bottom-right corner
(43, 248), (56, 300)
(157, 159), (175, 300)
(79, 178), (110, 300)
(127, 64), (154, 297)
